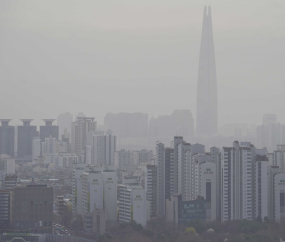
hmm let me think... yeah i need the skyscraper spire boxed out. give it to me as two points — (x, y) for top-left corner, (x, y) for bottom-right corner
(196, 6), (218, 135)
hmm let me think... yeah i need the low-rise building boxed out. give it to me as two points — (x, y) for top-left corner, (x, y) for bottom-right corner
(11, 184), (53, 233)
(166, 194), (206, 225)
(5, 175), (18, 189)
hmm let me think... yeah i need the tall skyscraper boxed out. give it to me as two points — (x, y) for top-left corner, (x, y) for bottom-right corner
(0, 120), (14, 157)
(17, 119), (38, 158)
(196, 6), (218, 135)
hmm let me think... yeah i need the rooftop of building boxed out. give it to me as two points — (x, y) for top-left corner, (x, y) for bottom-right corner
(256, 155), (269, 161)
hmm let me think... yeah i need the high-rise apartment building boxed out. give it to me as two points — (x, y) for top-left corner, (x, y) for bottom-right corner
(273, 173), (285, 222)
(173, 136), (184, 194)
(221, 142), (267, 222)
(72, 163), (86, 216)
(164, 148), (175, 206)
(196, 6), (218, 135)
(86, 131), (116, 165)
(221, 142), (252, 221)
(156, 142), (165, 217)
(177, 143), (205, 199)
(254, 155), (269, 220)
(156, 142), (175, 217)
(177, 142), (192, 199)
(177, 142), (217, 221)
(145, 165), (158, 217)
(0, 119), (14, 157)
(268, 166), (279, 221)
(41, 136), (57, 155)
(118, 177), (150, 226)
(79, 165), (117, 223)
(40, 119), (59, 143)
(273, 145), (285, 173)
(71, 117), (96, 162)
(210, 147), (222, 219)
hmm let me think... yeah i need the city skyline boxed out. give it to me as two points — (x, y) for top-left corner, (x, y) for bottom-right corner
(1, 2), (285, 241)
(0, 1), (284, 125)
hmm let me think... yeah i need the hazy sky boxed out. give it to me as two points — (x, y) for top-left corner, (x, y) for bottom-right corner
(0, 0), (284, 126)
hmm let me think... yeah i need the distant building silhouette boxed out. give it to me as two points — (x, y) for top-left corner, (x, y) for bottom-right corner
(0, 120), (14, 157)
(104, 112), (148, 139)
(17, 119), (38, 158)
(196, 6), (218, 135)
(40, 119), (59, 142)
(149, 110), (194, 137)
(57, 112), (73, 141)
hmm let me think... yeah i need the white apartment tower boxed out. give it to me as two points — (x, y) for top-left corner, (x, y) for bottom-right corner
(71, 117), (96, 162)
(221, 142), (268, 222)
(177, 143), (205, 201)
(156, 142), (175, 217)
(73, 164), (117, 222)
(86, 131), (116, 166)
(72, 163), (86, 215)
(80, 165), (117, 222)
(119, 178), (150, 226)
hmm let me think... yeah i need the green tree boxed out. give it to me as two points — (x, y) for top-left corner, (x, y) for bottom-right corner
(255, 215), (262, 223)
(263, 216), (270, 223)
(184, 227), (196, 234)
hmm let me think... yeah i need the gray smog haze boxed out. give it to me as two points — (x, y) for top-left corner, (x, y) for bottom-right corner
(0, 0), (284, 126)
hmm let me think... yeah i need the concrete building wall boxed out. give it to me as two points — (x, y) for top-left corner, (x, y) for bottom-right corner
(156, 142), (165, 217)
(274, 173), (285, 222)
(200, 162), (216, 221)
(72, 164), (86, 215)
(255, 160), (268, 220)
(132, 188), (150, 227)
(103, 169), (117, 222)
